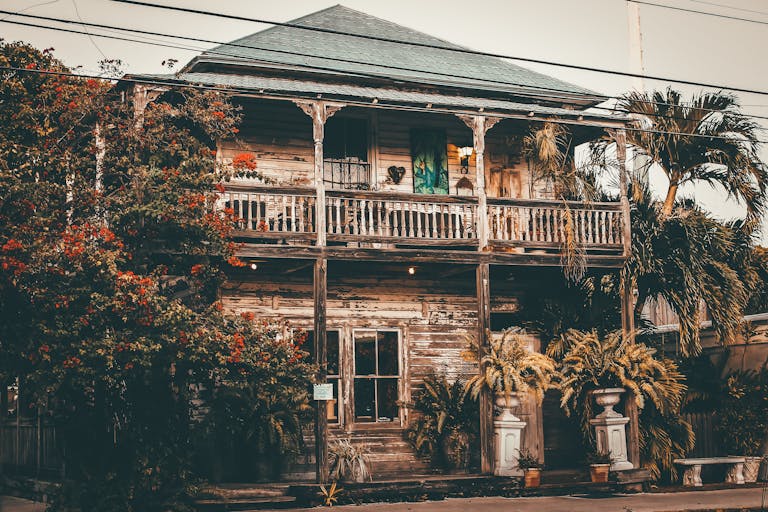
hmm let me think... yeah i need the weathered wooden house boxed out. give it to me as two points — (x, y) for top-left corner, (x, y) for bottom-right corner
(128, 5), (636, 482)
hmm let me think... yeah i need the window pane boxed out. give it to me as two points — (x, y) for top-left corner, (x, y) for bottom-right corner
(305, 330), (339, 374)
(354, 332), (376, 376)
(324, 118), (345, 159)
(345, 119), (368, 161)
(327, 378), (340, 423)
(327, 331), (340, 376)
(377, 379), (399, 422)
(354, 378), (375, 422)
(377, 331), (399, 376)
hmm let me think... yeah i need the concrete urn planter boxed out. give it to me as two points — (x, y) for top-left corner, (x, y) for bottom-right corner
(589, 388), (633, 471)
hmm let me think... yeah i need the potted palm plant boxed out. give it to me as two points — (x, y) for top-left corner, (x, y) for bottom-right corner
(553, 329), (686, 472)
(465, 327), (557, 417)
(587, 449), (613, 483)
(465, 328), (557, 477)
(517, 448), (543, 488)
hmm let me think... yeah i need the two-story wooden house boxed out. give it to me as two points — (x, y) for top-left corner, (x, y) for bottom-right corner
(130, 5), (635, 482)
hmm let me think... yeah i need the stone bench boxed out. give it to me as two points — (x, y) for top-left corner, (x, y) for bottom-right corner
(673, 457), (746, 487)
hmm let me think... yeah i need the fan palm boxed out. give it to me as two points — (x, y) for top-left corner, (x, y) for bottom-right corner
(618, 88), (767, 223)
(626, 177), (752, 356)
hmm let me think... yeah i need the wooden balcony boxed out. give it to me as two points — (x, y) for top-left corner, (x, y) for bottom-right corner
(222, 184), (627, 267)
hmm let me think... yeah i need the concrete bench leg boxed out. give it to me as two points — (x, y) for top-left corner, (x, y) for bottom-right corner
(683, 465), (703, 487)
(726, 463), (745, 485)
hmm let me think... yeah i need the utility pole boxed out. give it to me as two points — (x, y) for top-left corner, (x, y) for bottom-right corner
(627, 1), (645, 93)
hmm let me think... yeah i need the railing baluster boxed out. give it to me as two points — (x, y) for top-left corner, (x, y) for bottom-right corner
(368, 198), (375, 236)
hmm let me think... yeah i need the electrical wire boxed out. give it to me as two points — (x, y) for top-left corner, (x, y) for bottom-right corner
(3, 11), (768, 126)
(3, 64), (768, 144)
(70, 0), (107, 60)
(690, 0), (768, 17)
(110, 0), (768, 98)
(628, 0), (768, 26)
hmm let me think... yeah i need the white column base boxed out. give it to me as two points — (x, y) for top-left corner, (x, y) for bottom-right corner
(590, 415), (634, 471)
(494, 408), (526, 477)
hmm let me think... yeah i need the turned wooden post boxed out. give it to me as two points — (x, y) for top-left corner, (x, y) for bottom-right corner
(294, 100), (344, 246)
(458, 115), (502, 249)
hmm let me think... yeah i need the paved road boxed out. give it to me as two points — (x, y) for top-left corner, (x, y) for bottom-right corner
(4, 487), (768, 511)
(0, 496), (46, 512)
(296, 487), (768, 512)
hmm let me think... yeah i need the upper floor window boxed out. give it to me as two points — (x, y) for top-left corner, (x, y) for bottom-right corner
(324, 117), (371, 190)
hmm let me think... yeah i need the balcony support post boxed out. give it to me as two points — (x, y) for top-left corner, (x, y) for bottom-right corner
(612, 127), (640, 468)
(295, 101), (343, 484)
(294, 100), (344, 246)
(457, 115), (501, 250)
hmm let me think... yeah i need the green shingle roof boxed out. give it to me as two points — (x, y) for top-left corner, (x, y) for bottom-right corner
(189, 4), (599, 102)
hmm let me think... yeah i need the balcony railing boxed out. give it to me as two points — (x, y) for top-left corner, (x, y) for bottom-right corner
(220, 185), (624, 253)
(223, 184), (317, 239)
(487, 198), (624, 248)
(326, 190), (477, 244)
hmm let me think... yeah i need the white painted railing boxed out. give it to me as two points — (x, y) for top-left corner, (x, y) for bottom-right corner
(221, 184), (317, 235)
(487, 198), (624, 247)
(326, 190), (478, 242)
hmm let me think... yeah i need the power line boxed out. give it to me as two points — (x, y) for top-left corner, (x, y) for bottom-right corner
(111, 0), (768, 98)
(690, 0), (768, 17)
(628, 0), (768, 25)
(70, 0), (107, 60)
(0, 10), (604, 103)
(4, 12), (768, 126)
(3, 64), (768, 144)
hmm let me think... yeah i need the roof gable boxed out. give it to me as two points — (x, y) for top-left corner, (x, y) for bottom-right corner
(191, 5), (598, 101)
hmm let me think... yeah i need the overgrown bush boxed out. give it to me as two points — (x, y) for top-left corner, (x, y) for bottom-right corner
(715, 369), (768, 456)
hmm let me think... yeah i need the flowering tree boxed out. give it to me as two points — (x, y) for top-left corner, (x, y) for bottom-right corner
(0, 41), (315, 511)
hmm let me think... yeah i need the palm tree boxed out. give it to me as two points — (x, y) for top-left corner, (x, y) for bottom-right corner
(618, 88), (767, 223)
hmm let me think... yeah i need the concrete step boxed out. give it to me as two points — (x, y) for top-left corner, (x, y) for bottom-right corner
(195, 495), (297, 511)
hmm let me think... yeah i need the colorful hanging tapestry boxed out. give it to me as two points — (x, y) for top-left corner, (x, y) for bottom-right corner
(411, 129), (448, 195)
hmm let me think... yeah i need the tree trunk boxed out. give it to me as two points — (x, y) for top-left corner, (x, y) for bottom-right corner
(661, 183), (679, 217)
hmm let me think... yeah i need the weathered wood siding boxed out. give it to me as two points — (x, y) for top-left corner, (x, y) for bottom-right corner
(221, 263), (521, 478)
(218, 99), (545, 200)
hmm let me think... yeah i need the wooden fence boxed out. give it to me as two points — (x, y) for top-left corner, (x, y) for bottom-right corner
(0, 420), (63, 477)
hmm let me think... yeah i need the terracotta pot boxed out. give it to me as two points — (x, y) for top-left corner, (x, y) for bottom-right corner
(523, 468), (541, 488)
(590, 463), (610, 483)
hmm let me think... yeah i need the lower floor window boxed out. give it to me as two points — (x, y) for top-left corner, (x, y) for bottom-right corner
(307, 328), (402, 425)
(353, 330), (400, 423)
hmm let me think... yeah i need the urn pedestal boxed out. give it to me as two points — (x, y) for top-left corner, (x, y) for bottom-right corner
(589, 388), (633, 471)
(493, 393), (527, 476)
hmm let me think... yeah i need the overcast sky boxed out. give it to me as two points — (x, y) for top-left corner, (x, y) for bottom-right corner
(3, 0), (768, 240)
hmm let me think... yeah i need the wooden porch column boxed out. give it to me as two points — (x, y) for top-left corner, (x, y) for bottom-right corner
(614, 128), (640, 468)
(458, 115), (501, 474)
(295, 100), (342, 484)
(476, 262), (493, 474)
(294, 100), (344, 246)
(313, 257), (329, 483)
(457, 115), (502, 249)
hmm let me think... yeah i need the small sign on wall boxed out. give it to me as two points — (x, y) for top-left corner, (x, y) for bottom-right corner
(313, 383), (333, 401)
